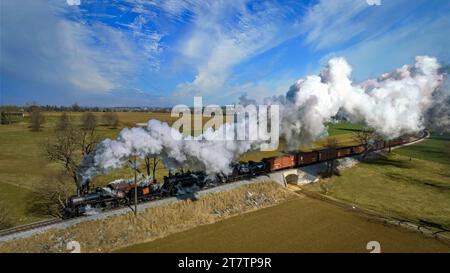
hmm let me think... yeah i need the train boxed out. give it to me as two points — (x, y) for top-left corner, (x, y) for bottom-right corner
(63, 131), (424, 218)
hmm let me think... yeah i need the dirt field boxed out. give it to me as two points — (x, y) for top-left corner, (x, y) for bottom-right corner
(118, 195), (450, 253)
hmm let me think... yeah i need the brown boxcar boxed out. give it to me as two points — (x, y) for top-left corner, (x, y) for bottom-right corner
(389, 139), (402, 147)
(318, 149), (338, 161)
(401, 136), (414, 143)
(336, 147), (352, 158)
(352, 145), (366, 154)
(297, 151), (318, 166)
(263, 155), (296, 172)
(374, 141), (385, 150)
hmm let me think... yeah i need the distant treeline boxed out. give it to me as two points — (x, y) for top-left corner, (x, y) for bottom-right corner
(0, 102), (173, 113)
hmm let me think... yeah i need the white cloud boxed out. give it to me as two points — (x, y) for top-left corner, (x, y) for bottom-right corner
(336, 15), (450, 81)
(300, 0), (369, 50)
(66, 0), (81, 6)
(57, 20), (135, 93)
(0, 0), (162, 101)
(173, 1), (302, 96)
(298, 0), (434, 52)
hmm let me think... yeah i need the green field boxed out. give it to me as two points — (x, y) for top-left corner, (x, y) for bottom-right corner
(305, 134), (450, 229)
(118, 196), (450, 253)
(0, 112), (171, 225)
(0, 113), (362, 226)
(394, 134), (450, 165)
(326, 122), (364, 136)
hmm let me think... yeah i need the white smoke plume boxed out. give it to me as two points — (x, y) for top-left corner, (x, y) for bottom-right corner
(277, 56), (444, 148)
(424, 66), (450, 134)
(78, 118), (262, 184)
(78, 56), (446, 185)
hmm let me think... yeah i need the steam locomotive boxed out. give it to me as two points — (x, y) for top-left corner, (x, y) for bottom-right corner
(63, 132), (424, 218)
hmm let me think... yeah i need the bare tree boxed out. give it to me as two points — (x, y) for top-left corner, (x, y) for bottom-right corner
(26, 173), (74, 218)
(30, 109), (45, 131)
(352, 127), (383, 155)
(102, 112), (119, 128)
(80, 113), (99, 157)
(0, 200), (14, 230)
(71, 102), (81, 112)
(55, 113), (71, 132)
(144, 156), (161, 183)
(81, 112), (97, 131)
(25, 101), (39, 113)
(45, 118), (99, 192)
(322, 137), (340, 178)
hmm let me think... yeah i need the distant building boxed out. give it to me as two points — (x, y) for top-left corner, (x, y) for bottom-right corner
(1, 111), (24, 124)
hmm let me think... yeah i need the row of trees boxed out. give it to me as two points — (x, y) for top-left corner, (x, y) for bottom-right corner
(1, 102), (172, 113)
(27, 110), (120, 132)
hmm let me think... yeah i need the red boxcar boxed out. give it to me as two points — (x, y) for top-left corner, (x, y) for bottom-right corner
(297, 151), (318, 166)
(263, 155), (296, 172)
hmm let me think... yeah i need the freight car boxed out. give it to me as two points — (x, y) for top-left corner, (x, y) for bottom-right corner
(318, 149), (338, 161)
(374, 141), (386, 150)
(297, 151), (319, 166)
(336, 147), (352, 158)
(263, 154), (296, 172)
(64, 132), (424, 218)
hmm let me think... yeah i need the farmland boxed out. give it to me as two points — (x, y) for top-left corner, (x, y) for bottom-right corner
(117, 126), (450, 253)
(118, 195), (450, 253)
(304, 134), (450, 229)
(0, 112), (361, 226)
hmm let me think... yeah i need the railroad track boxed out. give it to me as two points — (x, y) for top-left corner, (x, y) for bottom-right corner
(0, 218), (63, 237)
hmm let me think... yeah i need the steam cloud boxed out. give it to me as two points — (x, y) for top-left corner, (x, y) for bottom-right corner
(276, 56), (444, 148)
(78, 118), (262, 183)
(78, 56), (447, 185)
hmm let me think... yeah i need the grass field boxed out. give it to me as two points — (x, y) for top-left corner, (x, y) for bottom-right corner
(0, 112), (166, 225)
(118, 196), (450, 253)
(393, 134), (450, 165)
(0, 112), (361, 226)
(1, 112), (448, 252)
(305, 134), (450, 229)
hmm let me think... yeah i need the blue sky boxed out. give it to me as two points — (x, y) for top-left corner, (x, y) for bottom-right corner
(0, 0), (449, 106)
